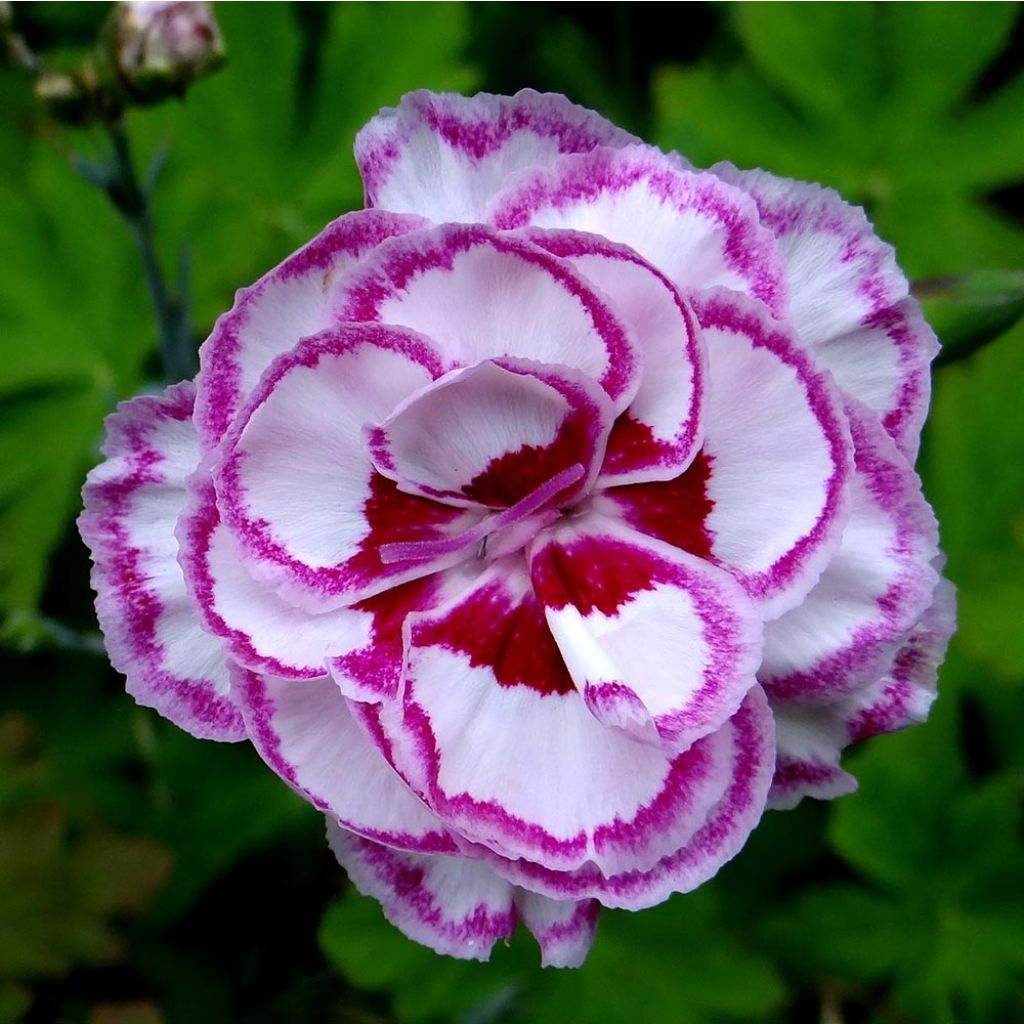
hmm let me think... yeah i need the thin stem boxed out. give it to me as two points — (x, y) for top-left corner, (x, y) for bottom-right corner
(103, 120), (196, 383)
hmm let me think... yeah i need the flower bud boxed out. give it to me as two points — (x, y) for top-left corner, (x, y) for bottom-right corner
(112, 1), (224, 104)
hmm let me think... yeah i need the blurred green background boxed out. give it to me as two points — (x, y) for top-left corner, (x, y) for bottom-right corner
(1, 3), (1023, 1022)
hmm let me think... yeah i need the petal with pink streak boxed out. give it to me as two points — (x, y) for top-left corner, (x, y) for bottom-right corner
(382, 558), (735, 876)
(844, 573), (955, 744)
(524, 228), (706, 485)
(78, 383), (243, 741)
(331, 223), (640, 412)
(767, 705), (858, 811)
(488, 145), (788, 318)
(761, 400), (940, 704)
(177, 475), (369, 679)
(368, 357), (613, 509)
(214, 323), (481, 611)
(712, 164), (938, 460)
(327, 822), (518, 962)
(357, 88), (638, 223)
(470, 687), (775, 910)
(194, 209), (426, 452)
(231, 668), (454, 853)
(529, 518), (763, 753)
(691, 288), (853, 618)
(515, 891), (600, 969)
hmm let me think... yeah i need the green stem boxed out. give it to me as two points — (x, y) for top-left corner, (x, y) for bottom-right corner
(103, 120), (195, 383)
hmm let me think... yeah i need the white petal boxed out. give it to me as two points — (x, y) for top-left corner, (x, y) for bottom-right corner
(79, 383), (243, 741)
(357, 88), (638, 222)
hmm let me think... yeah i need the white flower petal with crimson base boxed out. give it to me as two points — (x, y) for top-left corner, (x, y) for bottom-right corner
(382, 559), (736, 876)
(330, 223), (640, 412)
(194, 209), (426, 453)
(529, 518), (763, 753)
(356, 88), (639, 223)
(368, 357), (613, 508)
(327, 822), (518, 962)
(177, 475), (369, 679)
(232, 668), (455, 853)
(79, 383), (243, 741)
(488, 145), (788, 318)
(523, 228), (706, 485)
(692, 288), (853, 618)
(761, 400), (940, 704)
(214, 323), (481, 611)
(712, 164), (938, 460)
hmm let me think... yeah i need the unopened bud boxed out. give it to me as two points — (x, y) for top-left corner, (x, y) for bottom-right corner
(113, 1), (225, 103)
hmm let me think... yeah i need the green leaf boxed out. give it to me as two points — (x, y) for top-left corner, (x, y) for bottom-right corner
(322, 886), (784, 1024)
(653, 1), (1024, 278)
(916, 270), (1024, 366)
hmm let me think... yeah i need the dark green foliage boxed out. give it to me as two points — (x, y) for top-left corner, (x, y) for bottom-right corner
(1, 4), (1022, 1022)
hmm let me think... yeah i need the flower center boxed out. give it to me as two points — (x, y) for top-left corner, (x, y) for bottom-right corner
(378, 462), (584, 567)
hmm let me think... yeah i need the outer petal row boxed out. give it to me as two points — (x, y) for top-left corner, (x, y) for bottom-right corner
(328, 822), (600, 966)
(713, 164), (938, 461)
(356, 88), (639, 223)
(79, 384), (243, 741)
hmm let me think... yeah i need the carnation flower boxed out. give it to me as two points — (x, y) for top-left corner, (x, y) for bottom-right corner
(79, 90), (954, 966)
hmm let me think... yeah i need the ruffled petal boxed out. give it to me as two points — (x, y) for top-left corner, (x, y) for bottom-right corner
(523, 228), (706, 485)
(767, 705), (858, 811)
(711, 164), (938, 460)
(845, 574), (955, 743)
(689, 288), (853, 617)
(470, 687), (775, 909)
(514, 891), (600, 969)
(368, 357), (613, 509)
(232, 668), (455, 852)
(177, 476), (367, 679)
(213, 323), (479, 611)
(194, 209), (427, 452)
(79, 383), (243, 741)
(381, 558), (736, 876)
(529, 518), (763, 753)
(331, 223), (640, 411)
(488, 145), (788, 318)
(327, 823), (518, 962)
(761, 400), (940, 703)
(766, 574), (954, 809)
(357, 88), (638, 223)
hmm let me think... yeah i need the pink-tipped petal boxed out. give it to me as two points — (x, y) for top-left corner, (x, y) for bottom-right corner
(471, 687), (775, 909)
(213, 323), (479, 611)
(529, 518), (763, 753)
(195, 209), (427, 452)
(524, 228), (706, 485)
(767, 705), (858, 811)
(369, 357), (613, 508)
(489, 145), (788, 318)
(712, 164), (938, 460)
(761, 400), (940, 703)
(327, 823), (518, 962)
(357, 88), (639, 223)
(331, 223), (640, 412)
(232, 668), (454, 853)
(515, 891), (600, 969)
(691, 288), (853, 618)
(844, 573), (955, 743)
(79, 383), (243, 741)
(177, 476), (367, 679)
(383, 559), (736, 876)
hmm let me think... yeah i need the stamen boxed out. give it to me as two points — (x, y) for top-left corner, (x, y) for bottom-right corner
(378, 463), (585, 566)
